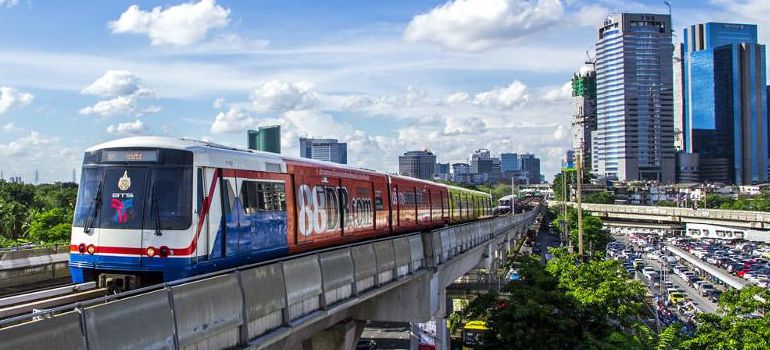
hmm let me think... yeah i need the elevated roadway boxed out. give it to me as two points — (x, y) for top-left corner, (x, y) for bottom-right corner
(0, 206), (543, 350)
(550, 202), (770, 231)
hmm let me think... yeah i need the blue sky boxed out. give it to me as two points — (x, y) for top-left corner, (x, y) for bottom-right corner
(0, 0), (765, 183)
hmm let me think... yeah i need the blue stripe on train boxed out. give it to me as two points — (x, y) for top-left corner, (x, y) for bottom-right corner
(69, 202), (290, 283)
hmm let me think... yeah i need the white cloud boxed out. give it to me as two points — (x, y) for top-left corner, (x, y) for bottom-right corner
(472, 81), (529, 108)
(444, 116), (486, 135)
(573, 4), (608, 28)
(0, 0), (18, 8)
(0, 131), (52, 157)
(404, 0), (565, 51)
(0, 86), (33, 115)
(443, 92), (470, 105)
(79, 96), (136, 117)
(107, 119), (150, 136)
(2, 122), (23, 133)
(81, 70), (152, 97)
(553, 124), (568, 140)
(109, 0), (231, 46)
(210, 106), (258, 134)
(251, 80), (319, 112)
(542, 81), (572, 102)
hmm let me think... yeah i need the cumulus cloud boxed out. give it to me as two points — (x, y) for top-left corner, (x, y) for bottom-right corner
(0, 131), (52, 157)
(107, 119), (150, 136)
(109, 0), (230, 46)
(553, 124), (568, 140)
(443, 92), (470, 105)
(444, 116), (486, 135)
(211, 106), (258, 134)
(79, 96), (136, 117)
(472, 81), (529, 108)
(2, 122), (23, 133)
(0, 0), (17, 8)
(542, 81), (572, 102)
(0, 87), (34, 115)
(404, 0), (564, 51)
(251, 80), (319, 112)
(79, 70), (160, 117)
(81, 70), (153, 97)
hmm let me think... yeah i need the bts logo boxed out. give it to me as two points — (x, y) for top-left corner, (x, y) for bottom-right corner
(111, 198), (133, 224)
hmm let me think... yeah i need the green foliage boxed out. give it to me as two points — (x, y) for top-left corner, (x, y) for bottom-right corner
(0, 180), (77, 247)
(655, 200), (677, 207)
(463, 253), (653, 349)
(583, 191), (615, 204)
(714, 193), (770, 212)
(681, 286), (770, 350)
(551, 207), (611, 255)
(552, 169), (592, 202)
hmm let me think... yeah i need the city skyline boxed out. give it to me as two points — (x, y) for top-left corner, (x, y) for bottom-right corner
(0, 0), (767, 183)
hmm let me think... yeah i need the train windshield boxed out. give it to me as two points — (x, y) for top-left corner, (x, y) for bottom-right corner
(73, 149), (193, 231)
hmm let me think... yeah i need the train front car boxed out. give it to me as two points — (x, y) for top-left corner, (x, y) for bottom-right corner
(70, 138), (197, 290)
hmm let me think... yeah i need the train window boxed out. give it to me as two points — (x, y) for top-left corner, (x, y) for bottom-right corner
(241, 181), (286, 213)
(374, 191), (384, 210)
(223, 180), (235, 216)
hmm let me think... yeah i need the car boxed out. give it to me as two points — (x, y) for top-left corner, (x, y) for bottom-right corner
(698, 283), (716, 296)
(668, 292), (685, 304)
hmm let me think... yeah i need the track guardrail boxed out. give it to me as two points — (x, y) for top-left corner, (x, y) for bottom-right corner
(0, 207), (542, 350)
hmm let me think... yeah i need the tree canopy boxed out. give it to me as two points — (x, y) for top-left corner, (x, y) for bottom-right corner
(0, 181), (77, 247)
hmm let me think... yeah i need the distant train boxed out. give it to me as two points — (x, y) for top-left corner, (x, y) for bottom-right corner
(69, 137), (493, 289)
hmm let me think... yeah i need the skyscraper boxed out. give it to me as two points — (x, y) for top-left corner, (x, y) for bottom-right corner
(247, 125), (281, 154)
(500, 153), (520, 172)
(519, 154), (541, 184)
(571, 62), (597, 171)
(399, 150), (437, 180)
(594, 13), (676, 183)
(682, 22), (768, 185)
(299, 137), (348, 164)
(434, 162), (450, 181)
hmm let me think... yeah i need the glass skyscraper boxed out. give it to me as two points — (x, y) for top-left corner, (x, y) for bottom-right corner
(682, 22), (768, 185)
(299, 137), (348, 164)
(247, 125), (281, 154)
(594, 13), (676, 183)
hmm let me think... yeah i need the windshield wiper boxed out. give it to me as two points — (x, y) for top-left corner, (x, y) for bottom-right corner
(152, 197), (162, 236)
(83, 182), (103, 233)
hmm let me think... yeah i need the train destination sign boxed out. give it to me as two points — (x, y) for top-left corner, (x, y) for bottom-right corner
(101, 150), (160, 163)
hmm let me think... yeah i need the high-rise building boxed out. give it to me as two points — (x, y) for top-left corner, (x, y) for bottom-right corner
(571, 62), (597, 170)
(434, 162), (450, 181)
(562, 150), (575, 169)
(247, 125), (281, 153)
(451, 163), (471, 184)
(673, 43), (686, 152)
(399, 150), (437, 180)
(500, 153), (520, 172)
(594, 13), (676, 183)
(682, 22), (768, 185)
(519, 154), (541, 184)
(299, 137), (348, 164)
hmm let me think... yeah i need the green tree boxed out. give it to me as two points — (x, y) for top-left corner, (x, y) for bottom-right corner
(551, 207), (611, 256)
(583, 191), (615, 204)
(26, 207), (72, 243)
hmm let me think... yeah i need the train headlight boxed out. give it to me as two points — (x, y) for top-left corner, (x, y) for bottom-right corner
(86, 244), (95, 255)
(159, 246), (170, 258)
(78, 243), (86, 254)
(146, 246), (156, 257)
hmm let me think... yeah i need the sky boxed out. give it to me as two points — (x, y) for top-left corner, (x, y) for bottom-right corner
(0, 0), (766, 183)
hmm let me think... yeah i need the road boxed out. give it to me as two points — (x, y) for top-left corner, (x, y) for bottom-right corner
(535, 225), (560, 264)
(359, 321), (411, 349)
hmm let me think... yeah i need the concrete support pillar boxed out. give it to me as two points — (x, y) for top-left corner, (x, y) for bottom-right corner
(299, 319), (366, 350)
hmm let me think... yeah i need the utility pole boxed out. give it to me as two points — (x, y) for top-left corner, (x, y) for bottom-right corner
(577, 151), (585, 258)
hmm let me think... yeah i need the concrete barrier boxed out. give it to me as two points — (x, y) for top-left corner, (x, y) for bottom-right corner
(283, 255), (322, 321)
(0, 311), (85, 350)
(241, 263), (287, 339)
(84, 289), (176, 350)
(171, 274), (243, 350)
(319, 249), (354, 306)
(392, 237), (411, 277)
(408, 235), (424, 271)
(373, 240), (395, 285)
(351, 244), (376, 294)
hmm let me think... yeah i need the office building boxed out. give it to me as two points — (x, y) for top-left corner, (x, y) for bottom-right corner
(434, 162), (450, 181)
(299, 137), (348, 164)
(594, 13), (676, 183)
(247, 125), (281, 153)
(500, 153), (520, 172)
(682, 22), (768, 185)
(451, 163), (471, 184)
(673, 44), (685, 151)
(399, 150), (437, 180)
(562, 150), (575, 169)
(519, 153), (541, 184)
(571, 62), (597, 170)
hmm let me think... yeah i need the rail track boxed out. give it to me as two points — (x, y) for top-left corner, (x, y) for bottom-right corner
(0, 282), (107, 321)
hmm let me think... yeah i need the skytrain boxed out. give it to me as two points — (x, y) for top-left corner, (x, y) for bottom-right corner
(69, 137), (493, 290)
